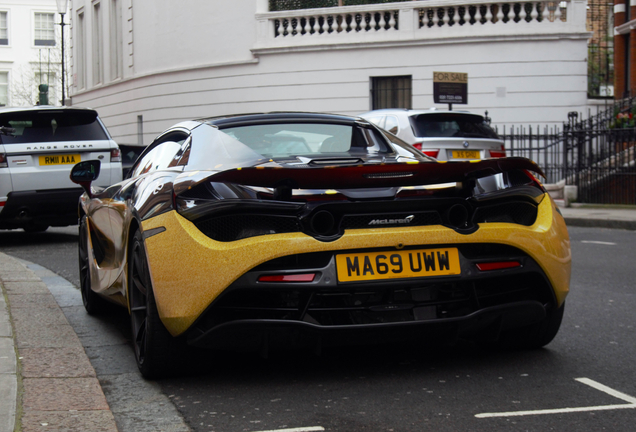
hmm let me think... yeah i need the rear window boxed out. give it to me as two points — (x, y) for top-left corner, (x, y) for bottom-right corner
(0, 110), (109, 144)
(410, 113), (499, 139)
(218, 122), (392, 158)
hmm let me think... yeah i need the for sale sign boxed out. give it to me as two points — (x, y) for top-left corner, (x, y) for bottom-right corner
(433, 72), (468, 105)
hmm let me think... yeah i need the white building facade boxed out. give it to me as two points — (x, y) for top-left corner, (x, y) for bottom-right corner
(68, 0), (592, 146)
(0, 0), (66, 107)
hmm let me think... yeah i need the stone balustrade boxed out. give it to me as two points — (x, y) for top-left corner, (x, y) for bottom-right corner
(254, 0), (586, 53)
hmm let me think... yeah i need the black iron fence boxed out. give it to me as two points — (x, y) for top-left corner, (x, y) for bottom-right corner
(496, 102), (636, 205)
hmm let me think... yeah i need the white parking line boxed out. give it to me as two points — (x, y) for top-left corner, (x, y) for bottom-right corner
(475, 378), (636, 418)
(252, 427), (325, 432)
(576, 378), (636, 404)
(581, 240), (616, 245)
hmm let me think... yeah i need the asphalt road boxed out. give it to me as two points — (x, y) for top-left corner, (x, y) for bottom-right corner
(1, 225), (636, 431)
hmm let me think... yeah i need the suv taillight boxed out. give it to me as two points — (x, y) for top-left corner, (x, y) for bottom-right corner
(489, 145), (506, 158)
(110, 148), (121, 163)
(0, 153), (7, 168)
(421, 149), (439, 158)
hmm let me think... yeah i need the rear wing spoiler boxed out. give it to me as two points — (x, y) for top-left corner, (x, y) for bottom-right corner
(173, 157), (544, 196)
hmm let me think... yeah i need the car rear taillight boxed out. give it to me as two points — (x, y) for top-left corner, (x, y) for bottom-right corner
(421, 149), (439, 158)
(258, 273), (316, 283)
(489, 145), (506, 158)
(110, 148), (121, 162)
(412, 142), (422, 150)
(0, 153), (7, 168)
(476, 261), (521, 271)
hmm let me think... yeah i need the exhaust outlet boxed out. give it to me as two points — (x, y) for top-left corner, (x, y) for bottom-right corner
(445, 204), (469, 228)
(310, 210), (335, 236)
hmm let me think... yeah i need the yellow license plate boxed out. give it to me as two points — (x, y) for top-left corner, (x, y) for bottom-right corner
(452, 150), (480, 159)
(39, 154), (81, 166)
(336, 248), (461, 282)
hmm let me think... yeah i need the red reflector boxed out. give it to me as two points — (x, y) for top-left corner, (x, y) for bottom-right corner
(422, 149), (439, 158)
(476, 261), (521, 271)
(258, 274), (316, 283)
(0, 201), (5, 207)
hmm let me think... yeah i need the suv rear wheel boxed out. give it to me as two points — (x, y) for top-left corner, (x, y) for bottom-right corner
(23, 225), (49, 233)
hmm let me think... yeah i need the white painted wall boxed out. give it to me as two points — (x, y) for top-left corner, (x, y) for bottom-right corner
(0, 0), (64, 106)
(68, 0), (594, 146)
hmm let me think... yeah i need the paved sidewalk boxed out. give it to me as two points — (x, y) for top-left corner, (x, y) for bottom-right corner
(559, 204), (636, 231)
(0, 253), (118, 432)
(0, 203), (635, 431)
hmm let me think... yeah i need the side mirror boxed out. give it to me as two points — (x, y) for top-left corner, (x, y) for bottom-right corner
(70, 160), (101, 197)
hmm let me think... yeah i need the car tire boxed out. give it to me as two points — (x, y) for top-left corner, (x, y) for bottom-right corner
(23, 225), (49, 233)
(79, 216), (110, 315)
(128, 229), (184, 379)
(498, 302), (565, 349)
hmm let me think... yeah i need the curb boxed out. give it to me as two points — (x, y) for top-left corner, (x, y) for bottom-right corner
(0, 253), (118, 432)
(563, 217), (636, 231)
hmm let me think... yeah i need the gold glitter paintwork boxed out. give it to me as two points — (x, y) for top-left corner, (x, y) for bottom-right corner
(141, 196), (571, 337)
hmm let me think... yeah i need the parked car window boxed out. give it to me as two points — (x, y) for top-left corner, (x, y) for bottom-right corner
(0, 110), (109, 143)
(410, 113), (499, 139)
(365, 115), (384, 128)
(384, 115), (399, 135)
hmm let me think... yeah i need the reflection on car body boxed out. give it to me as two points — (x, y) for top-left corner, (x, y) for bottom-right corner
(71, 112), (571, 378)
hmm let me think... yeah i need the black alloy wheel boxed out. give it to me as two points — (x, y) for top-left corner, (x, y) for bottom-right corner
(78, 216), (109, 314)
(128, 229), (184, 379)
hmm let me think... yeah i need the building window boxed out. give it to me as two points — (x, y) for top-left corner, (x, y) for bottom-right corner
(34, 13), (55, 46)
(371, 76), (412, 110)
(77, 11), (86, 89)
(0, 72), (7, 106)
(93, 2), (102, 85)
(0, 12), (8, 45)
(110, 0), (122, 80)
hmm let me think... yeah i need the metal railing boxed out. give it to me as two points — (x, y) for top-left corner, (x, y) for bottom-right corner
(497, 102), (636, 205)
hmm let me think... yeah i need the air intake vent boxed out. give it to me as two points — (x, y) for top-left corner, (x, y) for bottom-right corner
(195, 214), (300, 242)
(473, 201), (538, 226)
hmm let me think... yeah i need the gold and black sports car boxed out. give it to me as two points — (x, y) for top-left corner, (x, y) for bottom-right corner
(70, 113), (571, 378)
